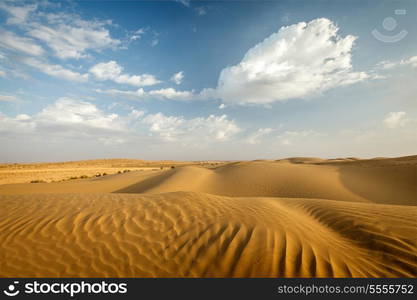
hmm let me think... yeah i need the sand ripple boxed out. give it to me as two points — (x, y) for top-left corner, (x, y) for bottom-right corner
(1, 192), (416, 277)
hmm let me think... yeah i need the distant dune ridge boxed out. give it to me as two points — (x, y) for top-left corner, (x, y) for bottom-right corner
(0, 159), (201, 185)
(0, 156), (416, 277)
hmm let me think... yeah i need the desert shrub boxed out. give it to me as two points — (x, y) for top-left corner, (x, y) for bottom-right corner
(123, 169), (130, 173)
(171, 166), (175, 169)
(70, 176), (78, 180)
(102, 173), (107, 176)
(95, 174), (101, 177)
(80, 175), (88, 179)
(30, 179), (45, 183)
(118, 170), (122, 174)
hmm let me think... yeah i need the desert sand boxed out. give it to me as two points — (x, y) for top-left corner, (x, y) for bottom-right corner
(0, 156), (416, 277)
(0, 159), (205, 185)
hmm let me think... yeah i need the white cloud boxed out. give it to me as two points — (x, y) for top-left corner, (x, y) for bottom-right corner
(27, 22), (120, 59)
(15, 114), (31, 121)
(0, 112), (35, 135)
(408, 56), (417, 68)
(384, 112), (408, 129)
(142, 113), (185, 141)
(148, 88), (194, 100)
(246, 128), (274, 144)
(129, 28), (146, 41)
(170, 71), (184, 85)
(90, 61), (160, 87)
(0, 3), (121, 60)
(21, 57), (89, 82)
(96, 87), (201, 101)
(0, 30), (44, 56)
(0, 94), (22, 103)
(95, 88), (145, 98)
(142, 113), (241, 142)
(0, 98), (241, 147)
(215, 18), (369, 105)
(128, 109), (145, 119)
(98, 86), (217, 102)
(0, 70), (5, 78)
(377, 60), (399, 70)
(0, 2), (37, 24)
(0, 98), (126, 138)
(36, 97), (125, 131)
(90, 61), (122, 80)
(219, 103), (226, 109)
(2, 67), (30, 80)
(116, 74), (159, 87)
(377, 56), (417, 70)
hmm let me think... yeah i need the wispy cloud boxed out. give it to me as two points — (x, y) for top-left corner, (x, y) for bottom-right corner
(0, 30), (44, 56)
(89, 61), (160, 87)
(377, 56), (417, 70)
(175, 0), (190, 7)
(20, 57), (89, 82)
(384, 112), (408, 129)
(129, 28), (146, 42)
(0, 94), (23, 103)
(95, 87), (210, 101)
(195, 6), (208, 16)
(0, 2), (120, 60)
(170, 71), (184, 85)
(245, 128), (274, 145)
(0, 2), (37, 25)
(27, 21), (120, 60)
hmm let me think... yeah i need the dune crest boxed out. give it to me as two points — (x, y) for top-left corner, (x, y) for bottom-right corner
(2, 157), (415, 206)
(117, 159), (416, 206)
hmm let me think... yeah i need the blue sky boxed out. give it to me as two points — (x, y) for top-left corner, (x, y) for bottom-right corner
(0, 0), (416, 162)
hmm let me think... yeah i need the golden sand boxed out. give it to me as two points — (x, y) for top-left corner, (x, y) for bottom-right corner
(0, 156), (416, 277)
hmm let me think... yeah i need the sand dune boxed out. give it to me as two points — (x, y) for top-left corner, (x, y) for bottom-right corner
(2, 157), (414, 205)
(0, 158), (202, 185)
(117, 160), (416, 205)
(0, 169), (163, 194)
(0, 192), (416, 277)
(0, 156), (416, 277)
